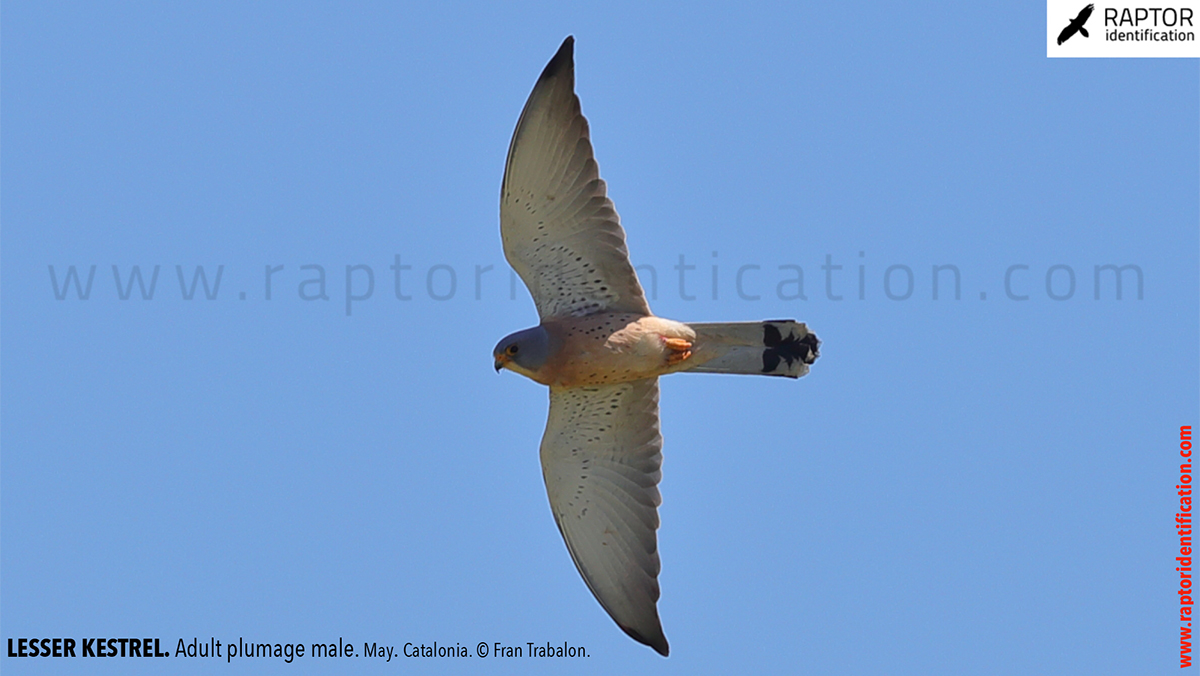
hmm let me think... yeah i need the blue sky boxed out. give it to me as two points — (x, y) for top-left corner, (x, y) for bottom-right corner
(2, 2), (1197, 675)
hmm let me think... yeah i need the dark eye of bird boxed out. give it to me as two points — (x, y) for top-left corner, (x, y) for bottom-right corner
(508, 345), (519, 355)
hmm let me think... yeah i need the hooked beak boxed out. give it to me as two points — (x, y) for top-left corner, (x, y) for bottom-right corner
(494, 354), (510, 372)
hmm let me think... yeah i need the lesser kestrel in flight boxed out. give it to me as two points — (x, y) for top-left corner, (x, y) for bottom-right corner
(493, 36), (820, 656)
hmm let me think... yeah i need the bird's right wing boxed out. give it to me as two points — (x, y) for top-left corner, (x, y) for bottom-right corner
(1057, 24), (1077, 45)
(500, 36), (651, 320)
(539, 379), (668, 656)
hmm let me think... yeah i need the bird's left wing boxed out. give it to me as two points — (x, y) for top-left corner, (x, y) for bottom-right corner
(501, 36), (651, 320)
(539, 378), (668, 655)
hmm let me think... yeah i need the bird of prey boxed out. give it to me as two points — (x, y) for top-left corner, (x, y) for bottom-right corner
(493, 36), (820, 656)
(1057, 4), (1094, 45)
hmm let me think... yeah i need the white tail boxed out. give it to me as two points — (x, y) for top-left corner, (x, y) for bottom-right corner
(684, 320), (819, 378)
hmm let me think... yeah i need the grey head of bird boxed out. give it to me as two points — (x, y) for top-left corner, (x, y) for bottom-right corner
(493, 326), (554, 379)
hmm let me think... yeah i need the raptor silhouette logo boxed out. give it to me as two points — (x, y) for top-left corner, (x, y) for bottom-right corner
(1058, 4), (1095, 44)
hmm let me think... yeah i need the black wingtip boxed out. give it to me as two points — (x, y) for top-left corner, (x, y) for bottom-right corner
(538, 36), (575, 83)
(620, 624), (669, 656)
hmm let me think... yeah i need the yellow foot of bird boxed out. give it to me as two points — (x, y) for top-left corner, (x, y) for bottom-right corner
(664, 338), (693, 366)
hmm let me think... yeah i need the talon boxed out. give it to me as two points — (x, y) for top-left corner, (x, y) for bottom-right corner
(667, 349), (692, 366)
(663, 337), (693, 366)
